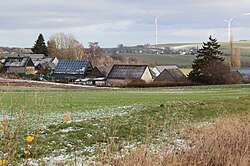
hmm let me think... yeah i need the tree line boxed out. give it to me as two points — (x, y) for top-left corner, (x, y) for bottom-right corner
(32, 33), (102, 66)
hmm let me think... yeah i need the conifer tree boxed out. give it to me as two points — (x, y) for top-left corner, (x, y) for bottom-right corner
(32, 34), (48, 56)
(188, 36), (224, 83)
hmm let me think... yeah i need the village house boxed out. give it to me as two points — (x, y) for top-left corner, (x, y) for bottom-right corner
(36, 57), (59, 76)
(52, 60), (93, 82)
(18, 54), (58, 76)
(4, 57), (35, 74)
(107, 64), (153, 86)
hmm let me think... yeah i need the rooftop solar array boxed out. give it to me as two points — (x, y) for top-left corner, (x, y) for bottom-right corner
(108, 65), (147, 79)
(54, 60), (89, 74)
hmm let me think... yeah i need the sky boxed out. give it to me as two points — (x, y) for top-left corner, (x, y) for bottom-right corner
(0, 0), (250, 48)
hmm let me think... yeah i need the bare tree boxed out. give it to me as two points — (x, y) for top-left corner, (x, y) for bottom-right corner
(201, 60), (243, 84)
(88, 42), (102, 66)
(47, 33), (86, 60)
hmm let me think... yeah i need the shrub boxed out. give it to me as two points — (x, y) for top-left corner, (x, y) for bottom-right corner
(201, 61), (244, 84)
(0, 64), (4, 73)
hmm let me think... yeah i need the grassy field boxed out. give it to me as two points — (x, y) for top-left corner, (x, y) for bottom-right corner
(0, 85), (250, 165)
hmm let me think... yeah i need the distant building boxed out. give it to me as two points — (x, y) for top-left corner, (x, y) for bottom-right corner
(52, 60), (93, 82)
(107, 64), (153, 86)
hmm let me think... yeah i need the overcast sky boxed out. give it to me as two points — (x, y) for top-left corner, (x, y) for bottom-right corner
(0, 0), (250, 48)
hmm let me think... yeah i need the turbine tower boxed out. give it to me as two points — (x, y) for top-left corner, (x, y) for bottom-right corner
(146, 10), (166, 45)
(224, 16), (235, 42)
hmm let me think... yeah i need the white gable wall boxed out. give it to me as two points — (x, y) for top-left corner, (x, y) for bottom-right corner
(141, 66), (153, 83)
(152, 67), (160, 77)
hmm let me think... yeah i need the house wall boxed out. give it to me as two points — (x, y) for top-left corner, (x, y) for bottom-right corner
(152, 67), (160, 77)
(7, 67), (26, 74)
(52, 58), (59, 65)
(26, 67), (36, 74)
(7, 66), (36, 74)
(106, 79), (130, 86)
(141, 67), (153, 83)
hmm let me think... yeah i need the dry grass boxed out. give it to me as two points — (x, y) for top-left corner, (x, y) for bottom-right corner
(114, 114), (250, 166)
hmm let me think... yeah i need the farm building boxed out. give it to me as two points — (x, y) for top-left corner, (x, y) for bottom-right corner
(154, 68), (188, 83)
(107, 64), (153, 86)
(52, 60), (93, 82)
(4, 57), (35, 74)
(152, 65), (179, 77)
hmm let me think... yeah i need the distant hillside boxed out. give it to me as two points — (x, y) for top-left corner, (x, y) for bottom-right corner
(0, 47), (31, 57)
(155, 41), (250, 56)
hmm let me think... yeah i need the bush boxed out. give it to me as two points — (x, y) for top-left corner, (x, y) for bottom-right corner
(126, 79), (146, 87)
(114, 115), (250, 166)
(0, 64), (4, 73)
(201, 61), (243, 84)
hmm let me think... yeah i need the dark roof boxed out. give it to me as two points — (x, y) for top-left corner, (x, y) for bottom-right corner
(97, 66), (112, 76)
(18, 54), (46, 67)
(108, 65), (148, 79)
(18, 54), (45, 59)
(54, 60), (90, 74)
(4, 57), (34, 67)
(155, 65), (178, 73)
(87, 67), (106, 78)
(233, 68), (250, 79)
(154, 68), (188, 82)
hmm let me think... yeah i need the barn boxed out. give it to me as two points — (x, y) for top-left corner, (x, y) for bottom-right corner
(107, 64), (153, 86)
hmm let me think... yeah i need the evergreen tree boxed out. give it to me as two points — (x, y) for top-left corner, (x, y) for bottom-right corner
(188, 36), (224, 83)
(32, 34), (48, 56)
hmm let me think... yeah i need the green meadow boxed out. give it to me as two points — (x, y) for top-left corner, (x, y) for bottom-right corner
(0, 85), (250, 165)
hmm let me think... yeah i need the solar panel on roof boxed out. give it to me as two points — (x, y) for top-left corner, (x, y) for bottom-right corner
(108, 65), (147, 79)
(54, 60), (88, 74)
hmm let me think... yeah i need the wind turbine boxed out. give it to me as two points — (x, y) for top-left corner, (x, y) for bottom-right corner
(224, 16), (236, 42)
(224, 13), (250, 42)
(146, 10), (166, 45)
